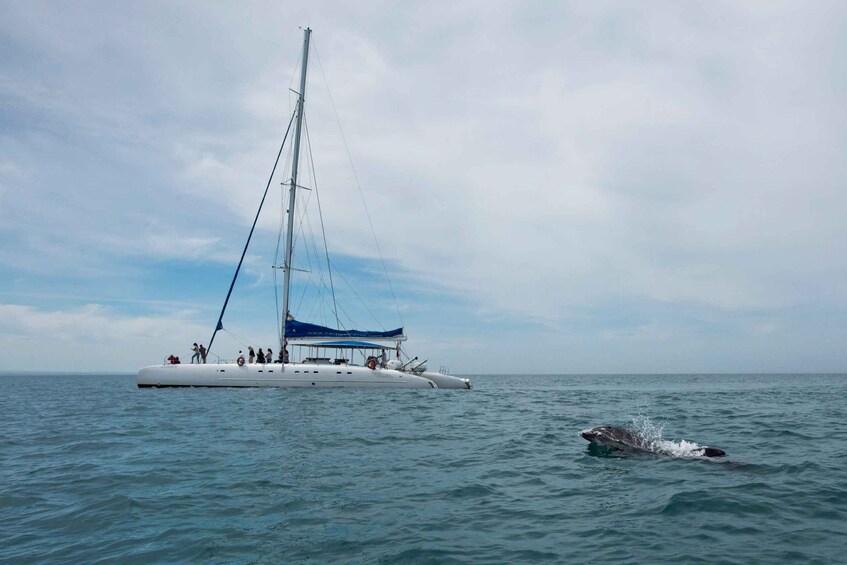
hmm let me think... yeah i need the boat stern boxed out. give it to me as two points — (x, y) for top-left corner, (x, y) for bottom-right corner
(420, 372), (472, 389)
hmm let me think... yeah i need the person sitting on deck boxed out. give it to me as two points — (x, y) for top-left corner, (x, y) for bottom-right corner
(266, 348), (273, 364)
(167, 354), (181, 364)
(257, 348), (265, 364)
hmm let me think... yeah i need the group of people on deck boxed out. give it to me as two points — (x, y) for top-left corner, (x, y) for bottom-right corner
(247, 346), (270, 364)
(180, 341), (292, 366)
(190, 343), (207, 364)
(242, 345), (289, 364)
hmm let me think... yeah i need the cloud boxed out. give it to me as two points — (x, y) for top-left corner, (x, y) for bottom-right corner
(0, 303), (209, 371)
(141, 234), (223, 262)
(335, 1), (847, 320)
(1, 1), (846, 372)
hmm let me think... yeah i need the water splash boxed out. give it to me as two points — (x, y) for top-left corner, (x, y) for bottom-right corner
(629, 415), (708, 458)
(630, 414), (665, 442)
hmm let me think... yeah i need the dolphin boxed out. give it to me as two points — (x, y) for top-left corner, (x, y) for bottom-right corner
(581, 425), (726, 458)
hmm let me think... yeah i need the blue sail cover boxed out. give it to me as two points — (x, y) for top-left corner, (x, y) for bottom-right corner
(304, 341), (389, 349)
(285, 319), (404, 340)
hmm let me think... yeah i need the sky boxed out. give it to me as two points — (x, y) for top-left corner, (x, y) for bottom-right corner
(1, 1), (846, 374)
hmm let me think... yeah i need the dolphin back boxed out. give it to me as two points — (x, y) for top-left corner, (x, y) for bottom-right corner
(581, 425), (727, 458)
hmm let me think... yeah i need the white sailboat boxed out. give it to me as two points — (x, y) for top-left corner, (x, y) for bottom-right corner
(138, 28), (470, 390)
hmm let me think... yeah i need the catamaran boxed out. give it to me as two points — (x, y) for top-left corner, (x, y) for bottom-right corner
(138, 28), (470, 390)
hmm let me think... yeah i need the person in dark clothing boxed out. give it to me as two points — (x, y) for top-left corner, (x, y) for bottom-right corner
(257, 348), (266, 364)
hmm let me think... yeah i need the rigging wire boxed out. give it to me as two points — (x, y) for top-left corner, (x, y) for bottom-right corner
(312, 40), (405, 329)
(207, 108), (297, 355)
(288, 136), (337, 332)
(289, 120), (383, 334)
(303, 114), (341, 330)
(291, 178), (317, 319)
(332, 267), (389, 331)
(221, 328), (252, 348)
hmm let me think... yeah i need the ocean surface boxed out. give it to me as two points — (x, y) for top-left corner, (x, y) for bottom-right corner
(1, 373), (845, 563)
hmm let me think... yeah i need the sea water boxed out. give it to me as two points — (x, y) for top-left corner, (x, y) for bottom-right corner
(1, 373), (845, 563)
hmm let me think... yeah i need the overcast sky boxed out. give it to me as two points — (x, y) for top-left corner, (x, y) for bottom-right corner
(1, 1), (846, 373)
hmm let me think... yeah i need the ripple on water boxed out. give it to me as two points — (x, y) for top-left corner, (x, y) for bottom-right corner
(660, 484), (778, 516)
(1, 373), (847, 563)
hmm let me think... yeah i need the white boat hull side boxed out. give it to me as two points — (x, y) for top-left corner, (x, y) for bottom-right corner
(138, 363), (436, 389)
(419, 372), (472, 389)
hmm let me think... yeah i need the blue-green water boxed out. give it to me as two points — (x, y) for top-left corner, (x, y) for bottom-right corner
(1, 374), (845, 563)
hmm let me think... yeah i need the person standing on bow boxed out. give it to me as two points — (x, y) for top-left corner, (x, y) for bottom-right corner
(199, 344), (207, 364)
(191, 343), (200, 364)
(248, 346), (255, 364)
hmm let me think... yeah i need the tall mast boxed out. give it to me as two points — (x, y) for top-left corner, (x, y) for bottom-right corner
(281, 27), (311, 355)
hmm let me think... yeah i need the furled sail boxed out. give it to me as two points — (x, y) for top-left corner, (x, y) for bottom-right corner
(284, 319), (404, 340)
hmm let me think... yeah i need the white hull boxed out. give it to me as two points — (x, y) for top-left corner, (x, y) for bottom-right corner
(419, 371), (472, 390)
(137, 363), (464, 389)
